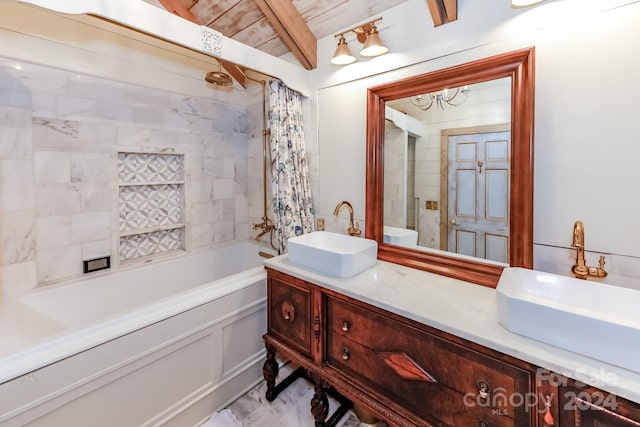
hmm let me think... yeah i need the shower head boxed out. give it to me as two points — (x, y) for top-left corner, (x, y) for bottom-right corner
(205, 70), (233, 86)
(205, 60), (233, 87)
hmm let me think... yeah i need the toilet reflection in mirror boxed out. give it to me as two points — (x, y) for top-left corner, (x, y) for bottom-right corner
(384, 77), (511, 263)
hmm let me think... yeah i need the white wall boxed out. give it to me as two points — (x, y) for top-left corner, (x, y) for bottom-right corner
(313, 0), (640, 287)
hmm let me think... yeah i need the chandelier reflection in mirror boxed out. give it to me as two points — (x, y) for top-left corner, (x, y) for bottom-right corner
(410, 86), (470, 111)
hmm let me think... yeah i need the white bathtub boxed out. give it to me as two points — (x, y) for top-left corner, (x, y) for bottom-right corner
(0, 242), (272, 426)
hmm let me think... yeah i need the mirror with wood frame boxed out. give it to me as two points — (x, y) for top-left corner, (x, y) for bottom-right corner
(365, 48), (535, 287)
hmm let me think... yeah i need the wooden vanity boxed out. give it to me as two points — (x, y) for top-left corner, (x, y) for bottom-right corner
(262, 259), (640, 427)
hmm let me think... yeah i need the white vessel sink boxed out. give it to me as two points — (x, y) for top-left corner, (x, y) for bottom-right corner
(287, 231), (378, 278)
(383, 226), (418, 248)
(496, 267), (640, 373)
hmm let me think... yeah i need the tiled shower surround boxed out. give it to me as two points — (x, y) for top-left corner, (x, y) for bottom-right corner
(0, 58), (258, 293)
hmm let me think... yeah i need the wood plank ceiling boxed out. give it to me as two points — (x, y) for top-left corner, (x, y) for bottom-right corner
(146, 0), (457, 84)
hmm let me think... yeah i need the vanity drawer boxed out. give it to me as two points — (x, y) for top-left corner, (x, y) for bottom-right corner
(326, 296), (531, 426)
(268, 275), (313, 358)
(328, 333), (515, 427)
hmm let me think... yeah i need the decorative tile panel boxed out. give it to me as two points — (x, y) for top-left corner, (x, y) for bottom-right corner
(119, 228), (183, 261)
(118, 184), (182, 232)
(117, 152), (185, 262)
(118, 152), (182, 183)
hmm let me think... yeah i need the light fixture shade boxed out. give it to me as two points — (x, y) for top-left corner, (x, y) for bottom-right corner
(511, 0), (545, 7)
(360, 25), (388, 57)
(331, 36), (356, 65)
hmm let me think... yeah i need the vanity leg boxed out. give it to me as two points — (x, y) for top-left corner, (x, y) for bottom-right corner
(311, 373), (329, 427)
(263, 344), (305, 402)
(262, 344), (279, 402)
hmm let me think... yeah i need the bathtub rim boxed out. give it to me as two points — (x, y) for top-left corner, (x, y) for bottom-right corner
(0, 244), (270, 384)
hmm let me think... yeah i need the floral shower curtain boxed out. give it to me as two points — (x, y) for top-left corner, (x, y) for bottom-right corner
(268, 79), (315, 254)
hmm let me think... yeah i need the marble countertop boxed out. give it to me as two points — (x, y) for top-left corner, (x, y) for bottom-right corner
(264, 255), (640, 405)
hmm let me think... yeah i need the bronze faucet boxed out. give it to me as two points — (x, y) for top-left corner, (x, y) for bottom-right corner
(333, 200), (361, 237)
(571, 220), (607, 280)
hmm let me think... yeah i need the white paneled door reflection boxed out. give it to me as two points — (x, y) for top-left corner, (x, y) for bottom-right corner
(447, 129), (510, 263)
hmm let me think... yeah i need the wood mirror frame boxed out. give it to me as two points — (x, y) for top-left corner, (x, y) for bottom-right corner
(365, 48), (535, 287)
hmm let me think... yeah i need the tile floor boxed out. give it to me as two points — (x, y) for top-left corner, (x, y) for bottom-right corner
(225, 363), (383, 427)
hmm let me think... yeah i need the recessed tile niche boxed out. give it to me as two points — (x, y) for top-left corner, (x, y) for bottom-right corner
(118, 152), (185, 261)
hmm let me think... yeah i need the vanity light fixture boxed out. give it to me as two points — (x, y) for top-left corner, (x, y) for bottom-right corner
(410, 86), (470, 111)
(511, 0), (545, 7)
(330, 17), (388, 65)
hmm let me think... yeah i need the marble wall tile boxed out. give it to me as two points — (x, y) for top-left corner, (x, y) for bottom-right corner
(80, 181), (111, 212)
(71, 211), (111, 242)
(164, 111), (191, 132)
(37, 244), (83, 284)
(212, 178), (234, 200)
(0, 70), (31, 108)
(9, 64), (67, 95)
(175, 134), (204, 154)
(191, 179), (213, 203)
(36, 183), (82, 216)
(191, 201), (221, 225)
(32, 118), (80, 151)
(98, 100), (133, 122)
(0, 56), (252, 284)
(35, 215), (72, 250)
(222, 199), (235, 220)
(191, 223), (215, 249)
(117, 126), (151, 147)
(125, 86), (171, 110)
(82, 239), (111, 260)
(0, 261), (37, 296)
(66, 76), (126, 104)
(56, 95), (98, 118)
(132, 106), (165, 127)
(34, 151), (71, 183)
(235, 194), (249, 224)
(70, 152), (110, 182)
(188, 116), (213, 134)
(236, 222), (249, 241)
(0, 106), (33, 159)
(213, 220), (235, 243)
(189, 155), (202, 180)
(77, 122), (117, 153)
(41, 229), (76, 278)
(0, 159), (35, 212)
(31, 92), (57, 118)
(222, 157), (235, 179)
(0, 211), (36, 266)
(202, 156), (223, 180)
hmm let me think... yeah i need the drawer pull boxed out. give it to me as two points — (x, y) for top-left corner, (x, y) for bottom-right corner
(479, 421), (489, 427)
(280, 301), (295, 322)
(341, 320), (350, 332)
(543, 394), (555, 426)
(478, 381), (490, 399)
(342, 348), (350, 361)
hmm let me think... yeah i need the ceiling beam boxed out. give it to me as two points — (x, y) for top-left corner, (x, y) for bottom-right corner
(252, 0), (317, 70)
(425, 0), (458, 27)
(157, 0), (246, 87)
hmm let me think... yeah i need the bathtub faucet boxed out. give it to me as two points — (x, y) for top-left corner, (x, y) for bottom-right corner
(570, 220), (607, 280)
(253, 215), (274, 240)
